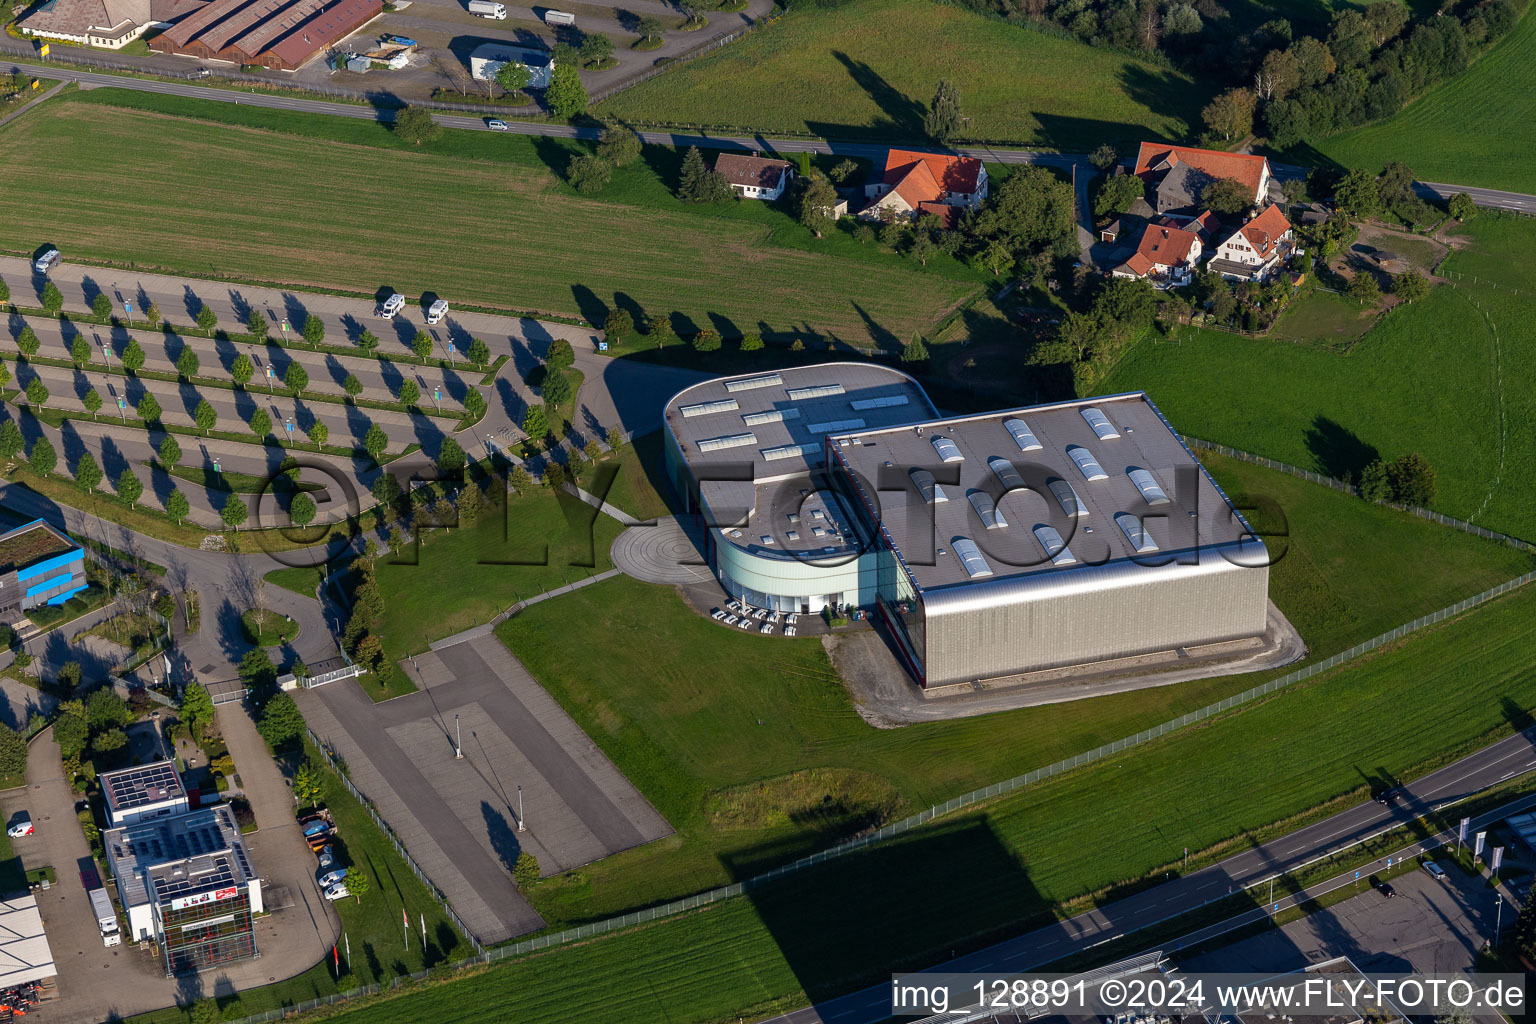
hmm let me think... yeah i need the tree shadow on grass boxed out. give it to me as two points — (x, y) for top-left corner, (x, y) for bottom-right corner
(1303, 415), (1378, 481)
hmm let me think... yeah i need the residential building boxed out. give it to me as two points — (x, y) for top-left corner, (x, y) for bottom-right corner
(104, 802), (262, 973)
(862, 149), (987, 222)
(1110, 222), (1203, 287)
(101, 760), (189, 827)
(148, 0), (383, 71)
(1208, 204), (1294, 281)
(664, 370), (1279, 688)
(713, 153), (795, 201)
(0, 519), (86, 616)
(19, 0), (204, 49)
(1133, 143), (1271, 217)
(468, 42), (552, 88)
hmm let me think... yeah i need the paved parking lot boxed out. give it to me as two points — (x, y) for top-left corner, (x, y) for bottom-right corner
(297, 633), (670, 944)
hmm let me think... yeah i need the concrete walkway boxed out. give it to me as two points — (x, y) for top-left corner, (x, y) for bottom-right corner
(426, 568), (622, 651)
(608, 516), (713, 585)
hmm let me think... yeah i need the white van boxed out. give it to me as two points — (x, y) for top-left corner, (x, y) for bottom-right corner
(543, 9), (575, 25)
(380, 292), (405, 318)
(426, 298), (449, 324)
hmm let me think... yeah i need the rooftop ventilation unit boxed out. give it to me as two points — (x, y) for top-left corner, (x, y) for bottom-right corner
(1048, 478), (1087, 517)
(743, 407), (800, 426)
(930, 436), (964, 463)
(850, 394), (910, 411)
(1032, 524), (1077, 565)
(1127, 467), (1171, 506)
(680, 398), (739, 418)
(786, 383), (845, 400)
(950, 537), (994, 579)
(725, 373), (783, 393)
(1002, 417), (1043, 452)
(909, 468), (947, 503)
(1067, 445), (1108, 481)
(697, 432), (757, 453)
(1080, 406), (1121, 440)
(1114, 512), (1159, 553)
(967, 490), (1007, 530)
(987, 456), (1026, 491)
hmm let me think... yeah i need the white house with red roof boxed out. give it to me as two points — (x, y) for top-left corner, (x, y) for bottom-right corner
(862, 149), (987, 224)
(1208, 204), (1294, 281)
(1133, 143), (1271, 216)
(1110, 222), (1203, 288)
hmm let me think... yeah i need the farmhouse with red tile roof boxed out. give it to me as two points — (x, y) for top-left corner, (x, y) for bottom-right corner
(862, 149), (987, 221)
(1208, 204), (1294, 281)
(1134, 143), (1271, 217)
(1111, 222), (1203, 288)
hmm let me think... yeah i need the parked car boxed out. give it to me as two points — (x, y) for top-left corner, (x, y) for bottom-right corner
(486, 119), (510, 131)
(7, 813), (33, 838)
(33, 249), (59, 275)
(302, 819), (331, 838)
(1374, 879), (1396, 898)
(189, 68), (211, 79)
(316, 846), (336, 872)
(379, 292), (405, 319)
(318, 868), (348, 889)
(426, 298), (448, 324)
(1423, 861), (1448, 882)
(323, 883), (350, 901)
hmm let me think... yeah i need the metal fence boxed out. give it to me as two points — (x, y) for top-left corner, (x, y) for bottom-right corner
(305, 728), (483, 954)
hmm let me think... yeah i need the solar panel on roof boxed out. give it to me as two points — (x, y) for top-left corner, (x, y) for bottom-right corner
(987, 456), (1025, 491)
(1067, 445), (1108, 481)
(1003, 417), (1042, 452)
(909, 468), (947, 503)
(724, 373), (782, 392)
(1080, 406), (1121, 440)
(1127, 467), (1171, 505)
(930, 436), (963, 463)
(1048, 479), (1087, 517)
(1032, 524), (1077, 565)
(967, 490), (1007, 530)
(1115, 512), (1158, 552)
(950, 537), (994, 578)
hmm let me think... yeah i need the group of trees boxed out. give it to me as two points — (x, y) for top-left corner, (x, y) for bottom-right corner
(677, 145), (734, 203)
(567, 124), (643, 195)
(54, 688), (133, 788)
(1357, 452), (1436, 506)
(1035, 275), (1160, 395)
(341, 541), (396, 690)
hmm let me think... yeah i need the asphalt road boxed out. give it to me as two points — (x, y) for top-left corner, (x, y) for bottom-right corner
(1418, 181), (1536, 215)
(762, 726), (1536, 1024)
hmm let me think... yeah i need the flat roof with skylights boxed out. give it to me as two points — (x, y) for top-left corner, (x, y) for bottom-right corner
(827, 392), (1264, 591)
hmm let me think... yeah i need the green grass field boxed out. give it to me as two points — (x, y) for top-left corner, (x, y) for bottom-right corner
(0, 92), (978, 349)
(499, 452), (1531, 924)
(269, 574), (1536, 1024)
(1101, 215), (1536, 541)
(1316, 5), (1536, 191)
(598, 0), (1212, 147)
(1267, 287), (1378, 351)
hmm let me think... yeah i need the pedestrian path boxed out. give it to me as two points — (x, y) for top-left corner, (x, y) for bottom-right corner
(427, 568), (623, 651)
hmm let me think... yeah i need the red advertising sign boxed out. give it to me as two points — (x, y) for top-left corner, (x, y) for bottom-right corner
(169, 885), (240, 911)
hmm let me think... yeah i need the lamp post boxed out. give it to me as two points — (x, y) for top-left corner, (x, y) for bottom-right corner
(517, 785), (525, 832)
(454, 714), (462, 759)
(100, 338), (111, 370)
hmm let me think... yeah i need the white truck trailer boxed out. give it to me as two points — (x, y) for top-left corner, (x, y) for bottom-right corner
(89, 887), (121, 947)
(543, 9), (575, 24)
(468, 0), (507, 17)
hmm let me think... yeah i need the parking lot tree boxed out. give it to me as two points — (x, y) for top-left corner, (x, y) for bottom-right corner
(57, 662), (82, 690)
(249, 408), (272, 439)
(27, 437), (54, 476)
(463, 389), (486, 419)
(176, 347), (200, 379)
(412, 331), (433, 360)
(342, 374), (363, 400)
(40, 281), (63, 314)
(596, 124), (640, 167)
(83, 388), (102, 420)
(193, 398), (216, 434)
(74, 452), (102, 492)
(397, 379), (419, 406)
(692, 328), (721, 352)
(513, 851), (540, 888)
(300, 313), (324, 346)
(87, 688), (130, 731)
(0, 279), (8, 303)
(740, 332), (764, 352)
(567, 153), (612, 195)
(256, 692), (304, 751)
(467, 337), (491, 368)
(371, 470), (400, 510)
(53, 701), (88, 759)
(606, 427), (624, 452)
(344, 866), (369, 902)
(522, 404), (549, 441)
(546, 337), (574, 371)
(436, 437), (466, 476)
(166, 489), (190, 525)
(246, 308), (268, 340)
(70, 334), (91, 368)
(583, 438), (601, 462)
(0, 421), (21, 461)
(542, 367), (572, 407)
(16, 326), (38, 356)
(293, 761), (324, 808)
(145, 302), (161, 327)
(637, 15), (663, 41)
(546, 63), (590, 119)
(195, 305), (217, 332)
(309, 421), (328, 447)
(363, 422), (388, 462)
(122, 338), (146, 372)
(116, 469), (142, 507)
(289, 492), (316, 527)
(159, 435), (181, 468)
(24, 378), (47, 407)
(799, 174), (839, 237)
(230, 353), (253, 387)
(602, 307), (633, 344)
(510, 464), (532, 491)
(542, 460), (565, 489)
(285, 362), (308, 394)
(221, 492), (247, 530)
(357, 329), (379, 353)
(0, 360), (9, 387)
(646, 314), (674, 344)
(0, 725), (26, 780)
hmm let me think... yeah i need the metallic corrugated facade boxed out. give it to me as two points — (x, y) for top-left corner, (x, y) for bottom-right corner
(919, 541), (1269, 685)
